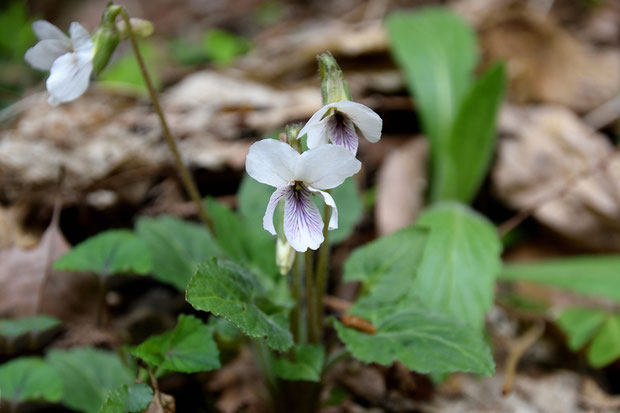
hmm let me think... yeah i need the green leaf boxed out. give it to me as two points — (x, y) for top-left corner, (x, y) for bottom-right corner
(500, 255), (620, 303)
(273, 344), (325, 382)
(343, 226), (429, 305)
(0, 315), (60, 338)
(0, 357), (62, 403)
(186, 258), (293, 352)
(202, 29), (251, 65)
(47, 347), (134, 413)
(334, 307), (494, 376)
(136, 215), (221, 290)
(413, 203), (502, 330)
(442, 64), (505, 202)
(133, 314), (220, 373)
(316, 177), (363, 244)
(99, 43), (160, 94)
(99, 383), (153, 413)
(386, 8), (476, 150)
(557, 308), (607, 351)
(54, 230), (152, 277)
(0, 2), (36, 61)
(238, 172), (274, 225)
(588, 316), (620, 368)
(386, 8), (477, 202)
(206, 198), (248, 263)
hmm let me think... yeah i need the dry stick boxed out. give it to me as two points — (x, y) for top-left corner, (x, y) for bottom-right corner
(497, 149), (618, 237)
(314, 201), (331, 340)
(36, 193), (63, 314)
(119, 9), (215, 236)
(502, 321), (545, 396)
(146, 364), (164, 410)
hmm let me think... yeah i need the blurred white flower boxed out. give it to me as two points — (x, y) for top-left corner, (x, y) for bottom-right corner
(245, 139), (361, 252)
(25, 20), (94, 105)
(299, 100), (382, 154)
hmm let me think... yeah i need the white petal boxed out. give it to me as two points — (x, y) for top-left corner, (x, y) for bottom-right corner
(284, 186), (324, 252)
(299, 104), (331, 149)
(24, 39), (70, 71)
(263, 186), (289, 235)
(295, 144), (361, 190)
(32, 20), (70, 43)
(46, 52), (92, 104)
(333, 101), (382, 143)
(69, 22), (93, 56)
(245, 139), (298, 188)
(308, 187), (338, 230)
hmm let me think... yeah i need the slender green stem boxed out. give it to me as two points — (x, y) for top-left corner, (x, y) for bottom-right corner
(314, 198), (331, 341)
(290, 252), (301, 343)
(304, 251), (319, 343)
(119, 9), (215, 235)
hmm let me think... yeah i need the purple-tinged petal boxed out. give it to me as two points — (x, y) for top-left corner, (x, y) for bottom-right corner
(32, 20), (70, 43)
(333, 100), (382, 143)
(308, 187), (338, 230)
(327, 111), (358, 154)
(25, 39), (70, 71)
(284, 186), (324, 252)
(263, 186), (290, 235)
(246, 139), (298, 188)
(299, 104), (331, 149)
(295, 145), (361, 190)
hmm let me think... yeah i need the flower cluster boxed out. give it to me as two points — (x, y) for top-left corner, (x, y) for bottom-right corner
(246, 99), (382, 252)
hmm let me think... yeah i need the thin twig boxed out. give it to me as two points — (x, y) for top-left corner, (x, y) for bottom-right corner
(497, 149), (617, 237)
(119, 8), (216, 236)
(502, 321), (545, 396)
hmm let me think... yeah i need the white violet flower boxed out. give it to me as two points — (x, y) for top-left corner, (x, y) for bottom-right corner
(25, 20), (94, 105)
(299, 100), (383, 154)
(246, 139), (361, 252)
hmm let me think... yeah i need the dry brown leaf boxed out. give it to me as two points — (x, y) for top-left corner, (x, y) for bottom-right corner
(581, 378), (620, 411)
(479, 6), (620, 112)
(375, 138), (427, 236)
(493, 105), (620, 251)
(146, 391), (176, 413)
(0, 207), (98, 322)
(0, 205), (37, 249)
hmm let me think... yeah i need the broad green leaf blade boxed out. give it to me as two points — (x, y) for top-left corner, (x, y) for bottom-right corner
(556, 308), (607, 351)
(47, 347), (134, 413)
(413, 203), (502, 330)
(0, 315), (60, 338)
(273, 344), (325, 382)
(0, 357), (62, 403)
(588, 316), (620, 368)
(136, 215), (221, 290)
(206, 198), (249, 263)
(99, 383), (153, 413)
(335, 308), (494, 376)
(386, 8), (476, 149)
(54, 230), (152, 277)
(500, 256), (620, 303)
(133, 314), (220, 373)
(343, 226), (429, 305)
(202, 29), (252, 65)
(99, 43), (160, 94)
(238, 173), (274, 225)
(443, 64), (505, 202)
(186, 258), (293, 352)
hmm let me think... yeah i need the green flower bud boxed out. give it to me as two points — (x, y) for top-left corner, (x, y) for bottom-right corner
(317, 51), (351, 104)
(91, 5), (122, 75)
(116, 18), (154, 39)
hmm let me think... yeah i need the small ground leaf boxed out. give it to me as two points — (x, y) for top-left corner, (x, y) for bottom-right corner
(0, 357), (62, 403)
(273, 344), (325, 382)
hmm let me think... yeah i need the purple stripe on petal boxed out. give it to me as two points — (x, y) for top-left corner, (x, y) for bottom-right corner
(284, 185), (324, 252)
(327, 112), (358, 154)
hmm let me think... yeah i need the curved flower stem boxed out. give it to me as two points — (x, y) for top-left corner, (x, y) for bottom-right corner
(290, 252), (302, 343)
(305, 251), (319, 343)
(119, 8), (215, 235)
(314, 198), (331, 341)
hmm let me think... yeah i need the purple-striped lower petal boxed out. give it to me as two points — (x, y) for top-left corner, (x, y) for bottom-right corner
(327, 112), (359, 154)
(284, 185), (324, 252)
